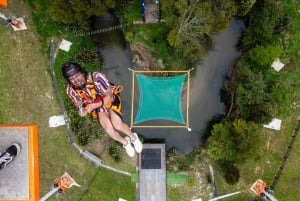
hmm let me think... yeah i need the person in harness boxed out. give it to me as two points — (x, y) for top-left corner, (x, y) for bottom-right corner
(62, 61), (142, 157)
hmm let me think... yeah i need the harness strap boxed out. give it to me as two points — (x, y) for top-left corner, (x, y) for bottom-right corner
(75, 73), (99, 119)
(74, 73), (123, 119)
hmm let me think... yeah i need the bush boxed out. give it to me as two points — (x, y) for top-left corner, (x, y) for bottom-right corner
(218, 161), (240, 185)
(125, 31), (134, 43)
(236, 63), (273, 123)
(108, 142), (122, 163)
(75, 48), (101, 65)
(242, 0), (284, 46)
(208, 118), (262, 162)
(249, 45), (282, 69)
(166, 148), (199, 171)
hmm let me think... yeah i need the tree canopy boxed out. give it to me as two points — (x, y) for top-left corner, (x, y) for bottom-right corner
(161, 0), (237, 50)
(236, 63), (273, 123)
(207, 118), (262, 162)
(160, 0), (256, 68)
(249, 45), (282, 68)
(235, 0), (256, 16)
(242, 0), (284, 46)
(47, 0), (116, 25)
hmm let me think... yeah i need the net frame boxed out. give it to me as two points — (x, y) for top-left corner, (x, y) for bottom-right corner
(130, 70), (191, 129)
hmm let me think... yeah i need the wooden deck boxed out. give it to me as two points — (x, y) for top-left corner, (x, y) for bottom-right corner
(138, 144), (166, 201)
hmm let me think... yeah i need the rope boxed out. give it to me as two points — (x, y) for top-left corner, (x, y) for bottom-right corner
(70, 22), (133, 38)
(63, 19), (164, 38)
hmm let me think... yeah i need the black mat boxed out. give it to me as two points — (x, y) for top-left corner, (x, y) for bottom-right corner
(141, 148), (161, 169)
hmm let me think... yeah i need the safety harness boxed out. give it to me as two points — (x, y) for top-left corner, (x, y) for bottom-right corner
(75, 73), (123, 119)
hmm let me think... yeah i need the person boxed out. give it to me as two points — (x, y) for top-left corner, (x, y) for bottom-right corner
(0, 143), (21, 170)
(61, 61), (143, 157)
(265, 186), (274, 194)
(260, 192), (268, 201)
(5, 14), (21, 29)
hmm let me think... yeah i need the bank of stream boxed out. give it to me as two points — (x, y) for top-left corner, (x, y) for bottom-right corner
(90, 13), (245, 153)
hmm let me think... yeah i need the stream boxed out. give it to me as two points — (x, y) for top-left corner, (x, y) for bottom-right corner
(91, 14), (244, 153)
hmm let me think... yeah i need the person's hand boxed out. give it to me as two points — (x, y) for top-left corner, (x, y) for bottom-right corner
(85, 104), (93, 113)
(78, 106), (88, 117)
(103, 95), (114, 106)
(78, 103), (93, 117)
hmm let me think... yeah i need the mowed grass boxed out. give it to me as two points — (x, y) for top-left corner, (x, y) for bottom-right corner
(0, 1), (98, 200)
(0, 1), (135, 201)
(274, 3), (300, 194)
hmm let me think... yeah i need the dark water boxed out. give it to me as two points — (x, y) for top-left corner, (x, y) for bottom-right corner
(91, 13), (244, 153)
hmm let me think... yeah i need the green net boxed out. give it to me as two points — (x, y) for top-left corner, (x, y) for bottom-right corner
(134, 73), (186, 125)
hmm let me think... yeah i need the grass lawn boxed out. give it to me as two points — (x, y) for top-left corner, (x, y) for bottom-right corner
(0, 1), (135, 201)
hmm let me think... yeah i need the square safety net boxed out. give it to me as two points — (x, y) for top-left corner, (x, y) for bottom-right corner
(130, 70), (191, 129)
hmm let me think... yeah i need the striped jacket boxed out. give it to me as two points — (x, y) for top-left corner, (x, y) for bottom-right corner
(66, 72), (113, 113)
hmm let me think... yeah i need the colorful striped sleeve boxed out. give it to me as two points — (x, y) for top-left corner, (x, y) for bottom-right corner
(66, 85), (82, 107)
(92, 72), (112, 93)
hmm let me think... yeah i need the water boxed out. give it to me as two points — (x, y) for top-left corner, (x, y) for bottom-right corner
(91, 13), (244, 153)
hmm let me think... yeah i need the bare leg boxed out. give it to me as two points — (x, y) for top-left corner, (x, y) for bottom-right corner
(98, 112), (128, 145)
(109, 110), (136, 141)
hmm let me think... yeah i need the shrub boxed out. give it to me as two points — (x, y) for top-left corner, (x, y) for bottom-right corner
(108, 142), (122, 163)
(218, 161), (240, 185)
(249, 45), (282, 69)
(242, 0), (284, 46)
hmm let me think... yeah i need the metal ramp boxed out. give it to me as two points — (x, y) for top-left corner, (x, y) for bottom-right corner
(138, 144), (166, 201)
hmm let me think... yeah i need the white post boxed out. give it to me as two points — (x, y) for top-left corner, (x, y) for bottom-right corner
(208, 191), (241, 201)
(264, 191), (278, 201)
(39, 186), (60, 201)
(0, 12), (7, 20)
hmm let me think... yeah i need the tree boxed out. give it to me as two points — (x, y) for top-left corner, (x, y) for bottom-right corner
(218, 160), (240, 184)
(235, 63), (272, 123)
(249, 45), (282, 68)
(207, 118), (262, 162)
(234, 0), (256, 16)
(163, 0), (236, 49)
(242, 0), (284, 46)
(165, 0), (212, 49)
(47, 0), (116, 25)
(161, 0), (238, 68)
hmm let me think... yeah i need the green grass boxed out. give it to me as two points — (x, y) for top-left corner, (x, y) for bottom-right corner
(130, 23), (170, 58)
(117, 0), (142, 22)
(131, 172), (187, 184)
(53, 36), (107, 146)
(0, 1), (136, 201)
(117, 0), (176, 69)
(78, 168), (135, 201)
(0, 2), (99, 201)
(280, 0), (300, 60)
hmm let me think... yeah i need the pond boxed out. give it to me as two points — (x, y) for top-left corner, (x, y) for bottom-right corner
(91, 14), (244, 153)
